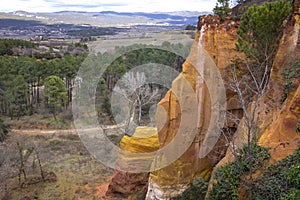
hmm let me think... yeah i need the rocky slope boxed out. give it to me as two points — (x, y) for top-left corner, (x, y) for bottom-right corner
(209, 0), (300, 198)
(146, 1), (300, 199)
(214, 0), (300, 168)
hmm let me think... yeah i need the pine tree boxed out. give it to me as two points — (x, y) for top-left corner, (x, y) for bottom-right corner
(236, 1), (292, 68)
(213, 0), (231, 22)
(44, 75), (67, 120)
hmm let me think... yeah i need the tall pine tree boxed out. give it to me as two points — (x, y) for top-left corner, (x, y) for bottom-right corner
(213, 0), (231, 22)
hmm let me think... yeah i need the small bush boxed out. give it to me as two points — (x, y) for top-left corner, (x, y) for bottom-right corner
(252, 147), (300, 200)
(208, 143), (270, 200)
(185, 25), (197, 31)
(281, 59), (300, 103)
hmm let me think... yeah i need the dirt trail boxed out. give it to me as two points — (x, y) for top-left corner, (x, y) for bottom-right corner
(12, 125), (122, 136)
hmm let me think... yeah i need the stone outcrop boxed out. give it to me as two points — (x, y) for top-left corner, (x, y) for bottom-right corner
(258, 1), (300, 161)
(208, 0), (300, 197)
(106, 127), (159, 197)
(146, 15), (244, 199)
(147, 1), (300, 199)
(214, 0), (300, 167)
(259, 85), (300, 162)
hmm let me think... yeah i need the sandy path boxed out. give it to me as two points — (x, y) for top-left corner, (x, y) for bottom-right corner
(12, 125), (123, 136)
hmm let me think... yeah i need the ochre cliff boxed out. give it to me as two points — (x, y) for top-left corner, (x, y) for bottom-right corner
(147, 2), (300, 199)
(106, 127), (159, 197)
(215, 0), (300, 167)
(208, 0), (300, 198)
(258, 4), (300, 162)
(146, 15), (244, 199)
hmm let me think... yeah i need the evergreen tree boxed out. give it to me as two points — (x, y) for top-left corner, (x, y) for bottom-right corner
(44, 75), (67, 120)
(213, 0), (231, 22)
(0, 118), (10, 142)
(236, 1), (291, 69)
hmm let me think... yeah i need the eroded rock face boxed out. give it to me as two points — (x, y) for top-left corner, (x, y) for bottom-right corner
(147, 3), (300, 199)
(208, 1), (300, 198)
(146, 61), (213, 199)
(258, 4), (300, 162)
(259, 85), (300, 162)
(146, 15), (243, 200)
(214, 0), (300, 167)
(197, 15), (242, 69)
(106, 127), (159, 197)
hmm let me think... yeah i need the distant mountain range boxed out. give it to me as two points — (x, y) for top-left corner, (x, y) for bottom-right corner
(0, 10), (210, 27)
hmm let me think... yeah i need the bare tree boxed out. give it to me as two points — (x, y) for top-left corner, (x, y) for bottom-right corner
(16, 142), (34, 186)
(113, 72), (160, 135)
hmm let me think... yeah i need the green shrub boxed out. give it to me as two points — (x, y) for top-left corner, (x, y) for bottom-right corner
(185, 25), (197, 31)
(279, 188), (300, 200)
(281, 59), (300, 103)
(208, 143), (270, 200)
(252, 147), (300, 200)
(286, 163), (300, 187)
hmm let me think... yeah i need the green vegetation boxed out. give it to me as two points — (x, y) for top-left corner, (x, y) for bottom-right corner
(207, 145), (300, 200)
(252, 146), (300, 200)
(171, 144), (277, 200)
(185, 25), (197, 30)
(0, 39), (188, 127)
(68, 27), (119, 37)
(236, 1), (291, 69)
(94, 42), (187, 122)
(226, 3), (291, 193)
(213, 0), (231, 22)
(281, 59), (300, 103)
(44, 76), (67, 120)
(208, 143), (270, 200)
(171, 178), (208, 200)
(0, 54), (86, 120)
(0, 39), (37, 56)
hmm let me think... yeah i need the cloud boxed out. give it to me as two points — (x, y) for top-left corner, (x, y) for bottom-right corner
(0, 0), (217, 13)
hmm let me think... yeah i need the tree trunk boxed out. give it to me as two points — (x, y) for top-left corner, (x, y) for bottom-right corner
(37, 78), (40, 106)
(36, 150), (45, 182)
(138, 104), (142, 125)
(52, 106), (57, 120)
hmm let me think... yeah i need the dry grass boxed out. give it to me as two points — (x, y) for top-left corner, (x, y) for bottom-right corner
(0, 131), (115, 200)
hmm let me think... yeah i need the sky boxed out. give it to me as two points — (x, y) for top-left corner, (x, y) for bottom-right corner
(0, 0), (218, 13)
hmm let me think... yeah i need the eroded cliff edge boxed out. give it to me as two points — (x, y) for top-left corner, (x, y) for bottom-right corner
(146, 14), (244, 199)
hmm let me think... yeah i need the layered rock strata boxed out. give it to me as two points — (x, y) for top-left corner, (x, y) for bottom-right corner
(106, 127), (159, 197)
